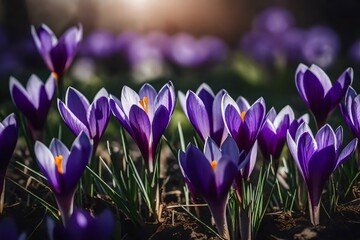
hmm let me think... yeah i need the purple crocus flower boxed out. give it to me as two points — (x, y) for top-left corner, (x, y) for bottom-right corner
(253, 7), (294, 35)
(221, 94), (266, 152)
(34, 132), (93, 225)
(258, 105), (294, 160)
(295, 63), (352, 128)
(9, 74), (55, 141)
(287, 123), (357, 225)
(302, 26), (340, 69)
(57, 87), (110, 150)
(51, 209), (114, 240)
(340, 86), (360, 167)
(179, 136), (247, 239)
(110, 82), (175, 172)
(178, 83), (227, 146)
(0, 113), (18, 213)
(31, 24), (82, 81)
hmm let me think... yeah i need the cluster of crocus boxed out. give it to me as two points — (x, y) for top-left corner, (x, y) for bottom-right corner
(179, 136), (249, 239)
(34, 132), (93, 225)
(287, 123), (357, 225)
(31, 24), (83, 81)
(240, 6), (340, 68)
(178, 83), (228, 146)
(58, 87), (110, 150)
(110, 81), (176, 172)
(50, 209), (114, 240)
(9, 74), (56, 141)
(295, 64), (352, 128)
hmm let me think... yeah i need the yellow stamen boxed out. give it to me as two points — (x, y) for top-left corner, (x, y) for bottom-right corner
(139, 96), (149, 114)
(52, 72), (59, 81)
(211, 160), (217, 172)
(54, 155), (63, 174)
(240, 111), (246, 122)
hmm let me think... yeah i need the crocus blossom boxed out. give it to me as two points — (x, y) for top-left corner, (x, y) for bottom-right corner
(258, 105), (294, 160)
(221, 94), (266, 152)
(295, 63), (352, 128)
(0, 113), (18, 214)
(178, 83), (227, 146)
(9, 74), (55, 141)
(51, 209), (114, 240)
(31, 24), (82, 81)
(179, 136), (247, 239)
(58, 87), (110, 150)
(287, 123), (357, 225)
(340, 86), (360, 167)
(110, 81), (176, 172)
(34, 132), (93, 225)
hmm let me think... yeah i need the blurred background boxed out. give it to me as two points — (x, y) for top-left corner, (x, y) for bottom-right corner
(1, 0), (360, 139)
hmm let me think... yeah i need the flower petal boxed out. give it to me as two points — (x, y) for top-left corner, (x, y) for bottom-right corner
(58, 99), (89, 136)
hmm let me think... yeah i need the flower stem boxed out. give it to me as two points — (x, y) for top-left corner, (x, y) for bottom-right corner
(208, 200), (230, 240)
(308, 193), (320, 225)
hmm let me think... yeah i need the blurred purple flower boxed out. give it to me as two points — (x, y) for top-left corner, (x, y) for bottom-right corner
(253, 7), (294, 34)
(31, 23), (82, 81)
(287, 123), (357, 225)
(302, 26), (340, 69)
(295, 63), (352, 128)
(282, 28), (307, 62)
(51, 209), (114, 240)
(57, 87), (110, 149)
(10, 74), (56, 141)
(0, 218), (25, 240)
(34, 132), (93, 225)
(110, 82), (175, 172)
(288, 113), (310, 138)
(80, 31), (116, 58)
(178, 83), (227, 146)
(348, 40), (360, 63)
(167, 33), (227, 68)
(258, 105), (294, 160)
(179, 136), (247, 239)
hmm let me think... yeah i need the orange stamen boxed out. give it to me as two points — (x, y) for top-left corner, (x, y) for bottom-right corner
(139, 96), (149, 114)
(211, 160), (217, 172)
(54, 155), (63, 174)
(240, 111), (246, 122)
(52, 72), (59, 81)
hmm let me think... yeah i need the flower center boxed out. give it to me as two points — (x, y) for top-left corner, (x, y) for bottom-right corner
(139, 96), (149, 114)
(52, 72), (59, 81)
(211, 160), (217, 172)
(240, 111), (246, 122)
(54, 155), (63, 174)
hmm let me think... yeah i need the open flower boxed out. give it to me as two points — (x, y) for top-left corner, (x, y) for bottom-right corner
(31, 24), (82, 81)
(0, 113), (18, 213)
(287, 123), (357, 225)
(179, 136), (245, 239)
(110, 81), (175, 172)
(258, 105), (294, 160)
(221, 94), (266, 152)
(58, 87), (110, 150)
(51, 209), (114, 240)
(9, 74), (55, 141)
(34, 132), (93, 225)
(178, 83), (227, 146)
(295, 63), (352, 128)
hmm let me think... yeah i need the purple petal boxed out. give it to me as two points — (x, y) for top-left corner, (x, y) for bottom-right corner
(221, 136), (240, 166)
(87, 96), (110, 144)
(236, 96), (250, 112)
(63, 132), (92, 193)
(49, 138), (70, 162)
(204, 137), (222, 162)
(65, 87), (90, 125)
(214, 156), (237, 199)
(196, 83), (215, 119)
(49, 41), (68, 78)
(58, 99), (89, 136)
(325, 68), (353, 109)
(139, 83), (157, 119)
(243, 98), (266, 148)
(336, 138), (357, 168)
(45, 74), (56, 100)
(295, 63), (309, 104)
(9, 76), (37, 116)
(121, 85), (140, 116)
(186, 91), (210, 141)
(212, 90), (227, 146)
(177, 91), (188, 118)
(297, 132), (317, 180)
(309, 64), (332, 93)
(35, 141), (61, 193)
(155, 81), (176, 115)
(151, 105), (170, 155)
(109, 96), (133, 135)
(315, 124), (336, 149)
(222, 94), (241, 140)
